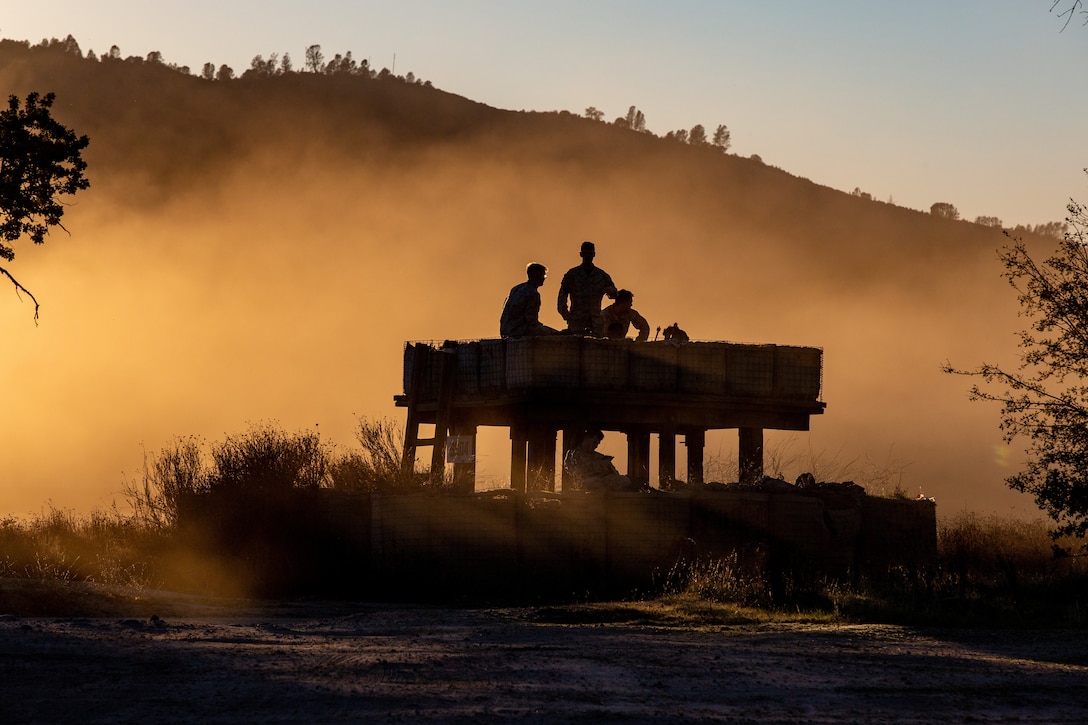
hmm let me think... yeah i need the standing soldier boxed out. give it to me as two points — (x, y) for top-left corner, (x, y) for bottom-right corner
(557, 241), (617, 335)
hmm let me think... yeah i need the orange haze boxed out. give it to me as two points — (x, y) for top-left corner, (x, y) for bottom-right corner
(0, 44), (1041, 519)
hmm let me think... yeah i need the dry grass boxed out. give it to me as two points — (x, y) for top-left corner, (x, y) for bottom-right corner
(2, 508), (1085, 624)
(703, 435), (914, 497)
(0, 507), (168, 589)
(654, 511), (1088, 627)
(4, 427), (1088, 626)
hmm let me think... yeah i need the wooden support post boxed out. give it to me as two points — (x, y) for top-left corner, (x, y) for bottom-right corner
(401, 343), (429, 477)
(685, 429), (705, 485)
(510, 425), (528, 493)
(658, 429), (676, 490)
(739, 427), (764, 486)
(560, 428), (578, 491)
(544, 430), (557, 492)
(627, 430), (651, 486)
(527, 428), (557, 492)
(428, 348), (458, 485)
(450, 423), (477, 494)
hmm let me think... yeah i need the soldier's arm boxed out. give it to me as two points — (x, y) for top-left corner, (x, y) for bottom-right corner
(603, 273), (617, 300)
(632, 310), (651, 342)
(557, 276), (571, 320)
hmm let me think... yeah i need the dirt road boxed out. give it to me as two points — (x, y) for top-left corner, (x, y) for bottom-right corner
(2, 601), (1086, 723)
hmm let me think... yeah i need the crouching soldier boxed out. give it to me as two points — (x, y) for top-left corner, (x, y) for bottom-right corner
(600, 289), (650, 341)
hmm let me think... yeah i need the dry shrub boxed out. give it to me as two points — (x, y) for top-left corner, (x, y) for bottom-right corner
(125, 436), (209, 528)
(210, 423), (331, 493)
(328, 416), (440, 493)
(123, 423), (333, 527)
(939, 511), (1082, 590)
(125, 420), (406, 524)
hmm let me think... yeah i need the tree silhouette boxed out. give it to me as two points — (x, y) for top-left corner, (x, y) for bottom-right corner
(930, 202), (960, 220)
(244, 54), (284, 79)
(945, 186), (1088, 539)
(0, 92), (89, 319)
(305, 44), (324, 73)
(712, 124), (731, 152)
(584, 107), (604, 122)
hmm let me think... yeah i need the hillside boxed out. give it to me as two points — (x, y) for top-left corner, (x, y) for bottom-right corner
(0, 39), (1044, 516)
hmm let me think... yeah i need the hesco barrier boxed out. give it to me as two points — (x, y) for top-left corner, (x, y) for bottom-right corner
(403, 338), (823, 401)
(179, 488), (936, 599)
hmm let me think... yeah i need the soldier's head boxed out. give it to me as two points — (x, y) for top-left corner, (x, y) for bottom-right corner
(526, 262), (547, 286)
(580, 240), (596, 263)
(614, 289), (633, 311)
(580, 428), (605, 450)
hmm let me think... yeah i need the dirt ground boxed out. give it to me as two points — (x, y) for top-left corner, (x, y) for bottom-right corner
(1, 587), (1087, 724)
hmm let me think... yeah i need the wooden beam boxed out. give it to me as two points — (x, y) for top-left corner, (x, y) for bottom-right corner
(739, 427), (764, 485)
(450, 423), (477, 494)
(658, 429), (676, 490)
(627, 430), (651, 485)
(560, 428), (578, 491)
(527, 428), (557, 492)
(685, 429), (705, 485)
(400, 343), (429, 477)
(428, 348), (458, 485)
(510, 425), (528, 493)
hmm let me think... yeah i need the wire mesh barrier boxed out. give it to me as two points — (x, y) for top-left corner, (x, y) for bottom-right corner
(402, 338), (823, 401)
(178, 488), (934, 599)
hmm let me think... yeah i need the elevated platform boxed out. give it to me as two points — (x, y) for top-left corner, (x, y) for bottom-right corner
(395, 337), (825, 491)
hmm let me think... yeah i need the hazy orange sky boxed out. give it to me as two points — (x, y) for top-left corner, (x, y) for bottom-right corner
(1, 2), (1084, 520)
(0, 132), (1038, 519)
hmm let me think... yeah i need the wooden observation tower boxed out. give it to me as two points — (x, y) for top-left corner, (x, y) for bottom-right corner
(395, 337), (825, 492)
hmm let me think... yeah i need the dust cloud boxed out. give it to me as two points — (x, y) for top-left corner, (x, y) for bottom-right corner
(0, 54), (1040, 520)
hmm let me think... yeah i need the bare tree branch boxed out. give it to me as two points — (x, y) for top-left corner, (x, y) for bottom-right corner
(1052, 0), (1087, 31)
(0, 265), (40, 322)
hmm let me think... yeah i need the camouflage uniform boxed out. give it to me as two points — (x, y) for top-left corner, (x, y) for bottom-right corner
(601, 303), (651, 341)
(557, 264), (617, 335)
(562, 448), (635, 491)
(500, 281), (547, 337)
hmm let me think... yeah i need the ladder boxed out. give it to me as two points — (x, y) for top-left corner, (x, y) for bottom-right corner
(401, 343), (457, 484)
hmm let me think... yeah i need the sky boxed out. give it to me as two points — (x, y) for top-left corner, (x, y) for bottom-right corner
(4, 0), (1086, 227)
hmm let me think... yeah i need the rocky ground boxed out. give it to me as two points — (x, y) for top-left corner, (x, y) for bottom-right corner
(1, 586), (1086, 723)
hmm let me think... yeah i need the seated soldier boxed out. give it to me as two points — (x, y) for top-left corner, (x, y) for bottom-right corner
(500, 262), (559, 337)
(600, 289), (650, 340)
(562, 429), (644, 492)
